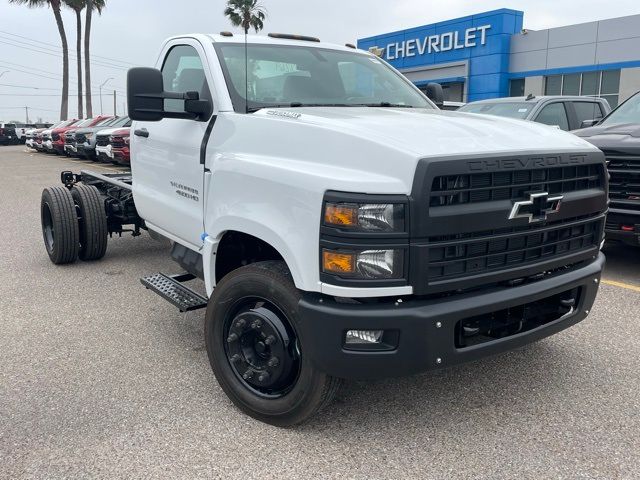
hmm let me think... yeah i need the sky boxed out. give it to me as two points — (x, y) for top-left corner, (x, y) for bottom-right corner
(1, 0), (639, 122)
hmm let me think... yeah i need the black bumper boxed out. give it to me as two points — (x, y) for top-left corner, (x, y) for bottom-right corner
(606, 209), (640, 247)
(299, 254), (604, 380)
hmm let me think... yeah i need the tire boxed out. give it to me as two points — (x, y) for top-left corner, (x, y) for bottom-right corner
(205, 261), (341, 427)
(40, 186), (79, 264)
(71, 184), (108, 261)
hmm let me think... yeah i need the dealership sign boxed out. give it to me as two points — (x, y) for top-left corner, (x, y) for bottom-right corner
(370, 25), (491, 60)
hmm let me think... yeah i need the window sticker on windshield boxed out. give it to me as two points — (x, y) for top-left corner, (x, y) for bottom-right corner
(518, 108), (529, 113)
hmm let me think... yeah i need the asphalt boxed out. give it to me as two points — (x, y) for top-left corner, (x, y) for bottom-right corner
(1, 145), (639, 479)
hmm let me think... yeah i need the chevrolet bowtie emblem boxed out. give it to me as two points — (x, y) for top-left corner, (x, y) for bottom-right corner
(509, 192), (564, 223)
(368, 46), (384, 57)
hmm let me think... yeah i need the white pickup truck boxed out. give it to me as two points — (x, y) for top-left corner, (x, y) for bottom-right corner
(40, 33), (607, 426)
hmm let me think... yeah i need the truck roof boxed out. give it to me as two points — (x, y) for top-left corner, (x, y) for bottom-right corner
(164, 33), (364, 55)
(469, 95), (608, 105)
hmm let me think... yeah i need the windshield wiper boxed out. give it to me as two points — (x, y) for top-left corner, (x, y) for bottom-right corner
(354, 102), (415, 108)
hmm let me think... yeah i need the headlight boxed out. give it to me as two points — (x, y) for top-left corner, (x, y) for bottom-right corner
(324, 202), (404, 233)
(322, 248), (404, 279)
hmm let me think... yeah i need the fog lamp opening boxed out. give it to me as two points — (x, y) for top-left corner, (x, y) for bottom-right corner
(343, 329), (399, 352)
(345, 329), (384, 344)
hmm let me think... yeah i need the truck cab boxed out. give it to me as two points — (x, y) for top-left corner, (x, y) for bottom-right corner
(42, 33), (607, 426)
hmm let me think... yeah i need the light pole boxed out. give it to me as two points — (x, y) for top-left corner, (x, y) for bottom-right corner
(99, 77), (114, 115)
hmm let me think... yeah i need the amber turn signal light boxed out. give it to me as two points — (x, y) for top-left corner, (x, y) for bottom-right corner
(324, 204), (358, 227)
(322, 250), (355, 274)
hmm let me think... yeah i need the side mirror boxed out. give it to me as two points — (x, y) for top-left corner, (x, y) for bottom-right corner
(580, 119), (600, 129)
(127, 67), (212, 122)
(425, 83), (444, 108)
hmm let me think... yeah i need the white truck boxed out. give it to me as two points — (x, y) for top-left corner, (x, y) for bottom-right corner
(40, 33), (607, 426)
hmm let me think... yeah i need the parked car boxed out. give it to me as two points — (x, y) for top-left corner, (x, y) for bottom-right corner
(574, 91), (640, 246)
(25, 124), (52, 148)
(110, 127), (131, 165)
(95, 124), (130, 163)
(46, 119), (79, 153)
(458, 95), (611, 131)
(74, 116), (131, 159)
(0, 122), (17, 145)
(59, 116), (111, 155)
(15, 123), (37, 144)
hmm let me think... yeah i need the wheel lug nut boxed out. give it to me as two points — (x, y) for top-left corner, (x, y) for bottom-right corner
(267, 356), (279, 367)
(251, 319), (262, 330)
(264, 335), (276, 346)
(227, 333), (239, 343)
(258, 372), (270, 382)
(243, 370), (254, 380)
(235, 318), (246, 328)
(230, 354), (241, 364)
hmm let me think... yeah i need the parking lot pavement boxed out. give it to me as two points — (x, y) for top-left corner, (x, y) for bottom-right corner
(1, 144), (639, 479)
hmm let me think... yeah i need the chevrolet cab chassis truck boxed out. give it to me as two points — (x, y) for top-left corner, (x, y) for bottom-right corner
(40, 33), (607, 426)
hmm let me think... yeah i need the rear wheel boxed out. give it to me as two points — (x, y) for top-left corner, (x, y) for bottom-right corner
(205, 261), (340, 427)
(71, 184), (108, 261)
(40, 186), (79, 264)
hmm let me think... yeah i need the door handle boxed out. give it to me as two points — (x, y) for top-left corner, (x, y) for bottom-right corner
(134, 129), (149, 138)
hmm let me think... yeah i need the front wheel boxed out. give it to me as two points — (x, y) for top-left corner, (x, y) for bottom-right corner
(205, 261), (340, 427)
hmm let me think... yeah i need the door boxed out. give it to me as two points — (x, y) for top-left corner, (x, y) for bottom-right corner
(132, 40), (215, 248)
(533, 102), (570, 131)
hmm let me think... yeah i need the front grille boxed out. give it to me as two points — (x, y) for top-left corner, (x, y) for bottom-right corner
(64, 134), (75, 144)
(75, 134), (86, 144)
(51, 133), (59, 141)
(96, 136), (109, 147)
(111, 138), (125, 148)
(427, 215), (603, 281)
(604, 151), (640, 212)
(430, 165), (603, 207)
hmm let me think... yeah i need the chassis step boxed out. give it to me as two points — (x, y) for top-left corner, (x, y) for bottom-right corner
(141, 273), (208, 312)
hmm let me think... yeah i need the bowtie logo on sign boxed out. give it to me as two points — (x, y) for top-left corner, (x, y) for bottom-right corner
(371, 25), (491, 61)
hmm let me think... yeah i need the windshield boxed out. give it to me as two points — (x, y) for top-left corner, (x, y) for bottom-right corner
(214, 43), (433, 112)
(96, 117), (115, 126)
(75, 118), (95, 127)
(601, 92), (640, 125)
(458, 102), (533, 119)
(110, 116), (131, 128)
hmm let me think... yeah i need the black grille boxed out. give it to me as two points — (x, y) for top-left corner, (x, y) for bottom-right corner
(64, 133), (75, 144)
(111, 138), (125, 148)
(427, 216), (603, 281)
(75, 133), (86, 144)
(96, 136), (109, 147)
(51, 133), (60, 141)
(430, 165), (604, 207)
(604, 152), (640, 211)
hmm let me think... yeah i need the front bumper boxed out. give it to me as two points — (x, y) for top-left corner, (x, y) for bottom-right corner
(299, 254), (604, 380)
(63, 144), (77, 154)
(606, 209), (640, 247)
(96, 144), (113, 162)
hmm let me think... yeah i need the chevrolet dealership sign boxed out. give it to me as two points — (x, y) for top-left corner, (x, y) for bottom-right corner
(370, 25), (491, 60)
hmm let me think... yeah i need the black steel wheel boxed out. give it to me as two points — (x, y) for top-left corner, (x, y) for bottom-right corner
(40, 186), (79, 264)
(71, 184), (108, 261)
(205, 261), (341, 426)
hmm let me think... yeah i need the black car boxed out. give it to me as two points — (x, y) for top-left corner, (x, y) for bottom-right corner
(575, 91), (640, 246)
(0, 122), (17, 145)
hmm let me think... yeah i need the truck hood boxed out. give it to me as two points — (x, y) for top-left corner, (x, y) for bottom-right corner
(254, 107), (596, 157)
(574, 122), (640, 151)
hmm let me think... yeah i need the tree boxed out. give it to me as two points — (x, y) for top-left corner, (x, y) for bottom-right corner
(64, 0), (85, 118)
(224, 0), (267, 35)
(9, 0), (69, 120)
(84, 0), (105, 118)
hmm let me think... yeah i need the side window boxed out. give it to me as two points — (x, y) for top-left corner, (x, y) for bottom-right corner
(535, 102), (569, 131)
(573, 102), (604, 127)
(161, 45), (211, 113)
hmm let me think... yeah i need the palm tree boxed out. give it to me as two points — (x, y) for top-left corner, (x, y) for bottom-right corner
(64, 0), (85, 118)
(84, 0), (105, 118)
(224, 0), (267, 35)
(9, 0), (69, 120)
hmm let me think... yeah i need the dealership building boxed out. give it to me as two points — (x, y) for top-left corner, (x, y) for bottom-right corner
(357, 9), (640, 107)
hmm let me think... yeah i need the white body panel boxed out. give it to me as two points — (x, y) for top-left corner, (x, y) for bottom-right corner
(130, 34), (601, 298)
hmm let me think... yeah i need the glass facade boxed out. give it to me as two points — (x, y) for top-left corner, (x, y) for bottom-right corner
(544, 70), (621, 108)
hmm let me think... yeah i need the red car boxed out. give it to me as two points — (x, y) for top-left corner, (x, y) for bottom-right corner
(110, 128), (131, 165)
(51, 116), (111, 155)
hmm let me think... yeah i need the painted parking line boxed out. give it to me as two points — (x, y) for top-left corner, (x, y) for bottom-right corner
(601, 279), (640, 293)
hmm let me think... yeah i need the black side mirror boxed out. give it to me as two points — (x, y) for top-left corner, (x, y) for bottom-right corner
(127, 67), (212, 122)
(425, 83), (444, 108)
(580, 119), (600, 129)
